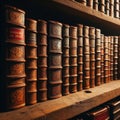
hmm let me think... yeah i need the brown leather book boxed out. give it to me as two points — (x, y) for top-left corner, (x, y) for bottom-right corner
(93, 0), (98, 11)
(113, 36), (118, 80)
(98, 0), (105, 13)
(114, 1), (119, 18)
(110, 0), (114, 17)
(118, 36), (120, 79)
(83, 26), (90, 89)
(48, 20), (62, 99)
(87, 0), (93, 9)
(69, 26), (77, 93)
(89, 27), (95, 88)
(75, 0), (87, 6)
(101, 34), (104, 84)
(105, 0), (110, 16)
(77, 24), (83, 91)
(86, 106), (110, 120)
(108, 98), (120, 120)
(95, 28), (101, 86)
(2, 5), (26, 110)
(104, 36), (109, 83)
(37, 19), (47, 101)
(62, 24), (70, 95)
(25, 18), (37, 105)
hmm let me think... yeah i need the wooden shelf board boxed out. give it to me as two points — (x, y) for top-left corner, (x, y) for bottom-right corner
(0, 80), (120, 120)
(51, 0), (120, 34)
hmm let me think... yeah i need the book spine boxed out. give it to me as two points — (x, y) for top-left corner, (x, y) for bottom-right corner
(101, 34), (104, 84)
(95, 28), (101, 86)
(75, 0), (87, 6)
(108, 36), (111, 82)
(104, 36), (109, 83)
(93, 0), (98, 11)
(48, 20), (62, 99)
(114, 0), (119, 18)
(99, 0), (105, 13)
(105, 0), (110, 16)
(113, 36), (118, 80)
(83, 26), (90, 89)
(69, 26), (78, 93)
(87, 0), (93, 9)
(118, 36), (120, 79)
(4, 5), (26, 110)
(89, 27), (95, 88)
(37, 19), (47, 101)
(25, 18), (37, 105)
(77, 24), (83, 91)
(110, 36), (114, 80)
(62, 24), (70, 95)
(110, 0), (114, 17)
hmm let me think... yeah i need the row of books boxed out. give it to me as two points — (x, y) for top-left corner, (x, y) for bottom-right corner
(74, 0), (120, 19)
(71, 96), (120, 120)
(0, 5), (120, 111)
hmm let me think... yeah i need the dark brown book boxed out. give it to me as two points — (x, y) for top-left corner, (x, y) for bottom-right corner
(110, 36), (114, 80)
(89, 27), (95, 88)
(104, 36), (109, 83)
(69, 26), (77, 93)
(77, 24), (83, 91)
(98, 0), (105, 13)
(62, 24), (70, 95)
(2, 5), (26, 110)
(95, 28), (101, 86)
(114, 0), (119, 18)
(113, 36), (118, 80)
(105, 0), (110, 16)
(48, 20), (62, 99)
(86, 106), (110, 120)
(37, 19), (47, 101)
(118, 36), (120, 79)
(93, 0), (98, 11)
(25, 18), (37, 105)
(75, 0), (87, 6)
(110, 0), (114, 17)
(101, 34), (104, 84)
(83, 26), (90, 89)
(87, 0), (93, 8)
(108, 98), (120, 120)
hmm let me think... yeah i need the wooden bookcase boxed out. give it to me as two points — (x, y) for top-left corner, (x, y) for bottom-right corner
(1, 0), (120, 119)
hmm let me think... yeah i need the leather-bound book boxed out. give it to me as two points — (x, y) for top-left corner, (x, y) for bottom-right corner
(114, 0), (119, 18)
(93, 0), (98, 11)
(1, 5), (26, 110)
(108, 98), (120, 120)
(86, 106), (110, 120)
(104, 36), (109, 83)
(118, 36), (120, 79)
(62, 24), (70, 95)
(108, 36), (111, 82)
(98, 0), (105, 13)
(37, 19), (47, 101)
(113, 36), (118, 80)
(83, 26), (90, 89)
(75, 0), (87, 6)
(101, 34), (104, 84)
(77, 24), (83, 91)
(69, 26), (77, 93)
(48, 20), (62, 99)
(105, 0), (110, 16)
(110, 0), (114, 17)
(87, 0), (93, 9)
(110, 36), (114, 80)
(89, 27), (95, 88)
(25, 18), (37, 105)
(95, 28), (101, 86)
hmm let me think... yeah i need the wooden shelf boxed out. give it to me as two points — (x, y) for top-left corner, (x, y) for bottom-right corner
(0, 80), (120, 120)
(50, 0), (120, 35)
